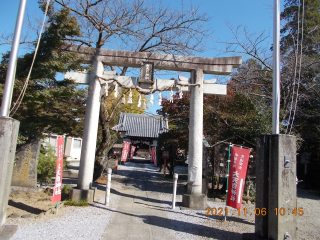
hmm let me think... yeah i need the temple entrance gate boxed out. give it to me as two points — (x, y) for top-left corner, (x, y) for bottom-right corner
(64, 44), (241, 208)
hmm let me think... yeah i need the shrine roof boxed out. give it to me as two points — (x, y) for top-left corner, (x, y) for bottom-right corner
(111, 113), (169, 138)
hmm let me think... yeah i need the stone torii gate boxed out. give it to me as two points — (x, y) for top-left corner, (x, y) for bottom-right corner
(63, 45), (241, 208)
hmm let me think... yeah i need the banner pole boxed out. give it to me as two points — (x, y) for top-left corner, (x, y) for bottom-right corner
(56, 201), (59, 214)
(224, 144), (232, 221)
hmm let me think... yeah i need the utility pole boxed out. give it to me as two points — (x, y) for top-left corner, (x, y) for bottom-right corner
(254, 1), (298, 240)
(0, 0), (27, 117)
(0, 0), (26, 230)
(272, 0), (281, 134)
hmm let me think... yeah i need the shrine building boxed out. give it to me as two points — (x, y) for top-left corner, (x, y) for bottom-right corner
(111, 113), (169, 159)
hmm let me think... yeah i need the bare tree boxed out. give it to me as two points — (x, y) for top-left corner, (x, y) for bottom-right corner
(53, 0), (209, 52)
(49, 0), (210, 177)
(215, 21), (320, 138)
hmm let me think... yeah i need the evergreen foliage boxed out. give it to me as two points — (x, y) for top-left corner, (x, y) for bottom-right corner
(37, 144), (56, 184)
(0, 8), (87, 139)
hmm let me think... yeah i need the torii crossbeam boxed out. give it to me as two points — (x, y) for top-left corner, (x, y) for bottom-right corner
(64, 44), (242, 208)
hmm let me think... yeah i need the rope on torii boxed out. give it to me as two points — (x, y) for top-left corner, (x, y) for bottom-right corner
(96, 74), (206, 106)
(96, 75), (200, 95)
(65, 69), (223, 106)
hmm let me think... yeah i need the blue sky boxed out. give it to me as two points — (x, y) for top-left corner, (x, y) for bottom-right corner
(0, 0), (285, 114)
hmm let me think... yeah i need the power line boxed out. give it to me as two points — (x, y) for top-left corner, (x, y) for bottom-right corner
(286, 0), (301, 134)
(10, 0), (51, 117)
(289, 0), (305, 135)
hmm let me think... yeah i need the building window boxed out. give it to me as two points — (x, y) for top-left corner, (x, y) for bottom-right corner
(73, 139), (81, 148)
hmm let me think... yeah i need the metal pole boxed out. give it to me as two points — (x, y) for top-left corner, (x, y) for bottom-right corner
(172, 173), (178, 209)
(224, 144), (231, 221)
(272, 0), (281, 134)
(105, 168), (112, 205)
(114, 155), (118, 174)
(0, 0), (27, 117)
(56, 201), (59, 214)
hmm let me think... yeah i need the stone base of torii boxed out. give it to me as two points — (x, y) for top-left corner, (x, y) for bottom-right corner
(63, 45), (242, 208)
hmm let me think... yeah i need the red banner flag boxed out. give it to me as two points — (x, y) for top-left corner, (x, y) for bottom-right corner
(226, 146), (250, 209)
(52, 137), (64, 203)
(151, 147), (155, 162)
(121, 142), (130, 162)
(130, 146), (136, 159)
(152, 147), (157, 166)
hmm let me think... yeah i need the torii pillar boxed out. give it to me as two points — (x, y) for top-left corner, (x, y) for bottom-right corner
(188, 69), (204, 194)
(182, 69), (206, 208)
(63, 45), (242, 206)
(70, 55), (103, 202)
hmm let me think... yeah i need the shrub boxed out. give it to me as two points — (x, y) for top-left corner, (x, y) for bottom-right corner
(64, 199), (88, 206)
(63, 157), (68, 170)
(38, 144), (56, 184)
(61, 184), (73, 195)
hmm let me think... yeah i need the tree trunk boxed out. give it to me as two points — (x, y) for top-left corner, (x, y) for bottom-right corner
(93, 95), (115, 181)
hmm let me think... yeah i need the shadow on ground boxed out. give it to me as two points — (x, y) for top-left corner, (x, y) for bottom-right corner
(8, 200), (44, 215)
(297, 188), (320, 200)
(92, 205), (243, 240)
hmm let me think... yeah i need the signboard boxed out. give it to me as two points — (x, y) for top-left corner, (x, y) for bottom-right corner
(52, 137), (64, 203)
(130, 146), (136, 159)
(226, 146), (250, 209)
(139, 61), (154, 82)
(121, 142), (131, 162)
(162, 150), (169, 158)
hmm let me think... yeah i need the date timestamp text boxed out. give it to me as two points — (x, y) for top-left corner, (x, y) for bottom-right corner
(205, 207), (304, 216)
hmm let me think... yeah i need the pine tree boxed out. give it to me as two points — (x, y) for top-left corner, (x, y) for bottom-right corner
(0, 9), (87, 140)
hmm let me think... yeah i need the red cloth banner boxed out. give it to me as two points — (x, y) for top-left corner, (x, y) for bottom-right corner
(52, 137), (64, 203)
(226, 146), (250, 209)
(121, 142), (130, 162)
(151, 147), (155, 163)
(130, 146), (136, 159)
(152, 147), (157, 166)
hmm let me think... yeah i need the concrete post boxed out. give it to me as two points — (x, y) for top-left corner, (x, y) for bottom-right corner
(0, 117), (20, 228)
(105, 168), (112, 205)
(268, 135), (296, 240)
(172, 173), (178, 209)
(182, 69), (206, 209)
(76, 59), (103, 190)
(187, 69), (204, 195)
(253, 134), (297, 240)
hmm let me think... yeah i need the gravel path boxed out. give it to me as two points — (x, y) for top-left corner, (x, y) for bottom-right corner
(7, 178), (123, 240)
(153, 164), (320, 240)
(6, 162), (320, 240)
(296, 189), (320, 240)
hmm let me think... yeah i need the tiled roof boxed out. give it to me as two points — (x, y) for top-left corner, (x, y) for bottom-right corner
(111, 113), (169, 138)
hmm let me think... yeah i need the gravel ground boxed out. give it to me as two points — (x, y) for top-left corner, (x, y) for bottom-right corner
(296, 189), (320, 240)
(6, 162), (320, 240)
(156, 165), (320, 240)
(7, 179), (123, 240)
(159, 187), (320, 240)
(159, 192), (255, 240)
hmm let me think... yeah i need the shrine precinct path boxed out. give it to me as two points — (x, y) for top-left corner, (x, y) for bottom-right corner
(102, 161), (255, 240)
(101, 161), (177, 240)
(7, 161), (318, 239)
